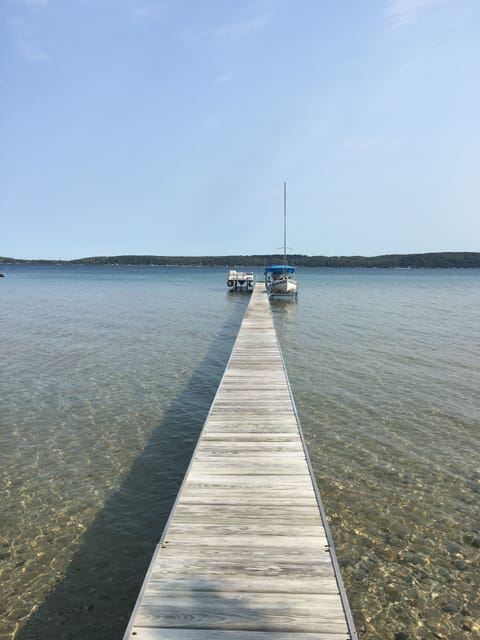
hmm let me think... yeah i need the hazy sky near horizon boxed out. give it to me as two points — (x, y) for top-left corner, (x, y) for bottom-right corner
(1, 0), (479, 260)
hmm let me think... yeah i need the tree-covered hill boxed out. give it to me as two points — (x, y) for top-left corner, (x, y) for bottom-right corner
(1, 252), (480, 268)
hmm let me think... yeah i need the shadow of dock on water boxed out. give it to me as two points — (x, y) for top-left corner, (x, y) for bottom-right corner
(17, 297), (248, 640)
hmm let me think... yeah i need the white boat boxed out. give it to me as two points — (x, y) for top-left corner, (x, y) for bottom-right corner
(268, 267), (297, 295)
(227, 269), (255, 290)
(264, 183), (298, 300)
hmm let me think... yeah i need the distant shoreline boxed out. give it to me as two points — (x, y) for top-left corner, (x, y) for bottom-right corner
(1, 252), (480, 268)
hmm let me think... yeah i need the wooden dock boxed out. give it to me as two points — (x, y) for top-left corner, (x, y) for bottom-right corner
(123, 283), (357, 640)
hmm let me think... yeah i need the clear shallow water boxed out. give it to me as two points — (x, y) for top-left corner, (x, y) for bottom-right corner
(1, 265), (479, 640)
(273, 269), (480, 640)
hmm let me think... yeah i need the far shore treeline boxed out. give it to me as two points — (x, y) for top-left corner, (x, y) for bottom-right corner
(1, 252), (480, 268)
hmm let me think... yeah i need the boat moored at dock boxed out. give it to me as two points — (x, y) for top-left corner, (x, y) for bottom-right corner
(265, 182), (298, 301)
(264, 264), (297, 298)
(227, 269), (255, 291)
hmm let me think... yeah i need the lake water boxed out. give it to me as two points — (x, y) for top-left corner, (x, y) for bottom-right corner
(1, 265), (479, 640)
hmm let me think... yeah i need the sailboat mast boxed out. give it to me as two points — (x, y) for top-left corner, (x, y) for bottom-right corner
(283, 181), (287, 272)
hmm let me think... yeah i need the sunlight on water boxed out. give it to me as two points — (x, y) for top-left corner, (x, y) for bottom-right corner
(0, 265), (249, 639)
(1, 265), (479, 640)
(273, 268), (480, 640)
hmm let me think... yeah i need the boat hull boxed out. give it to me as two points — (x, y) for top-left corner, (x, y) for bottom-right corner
(270, 277), (297, 296)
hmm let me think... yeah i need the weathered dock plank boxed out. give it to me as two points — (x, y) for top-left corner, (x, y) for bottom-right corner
(133, 631), (349, 640)
(123, 284), (357, 640)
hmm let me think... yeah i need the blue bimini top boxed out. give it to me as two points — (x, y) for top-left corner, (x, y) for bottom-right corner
(264, 265), (296, 273)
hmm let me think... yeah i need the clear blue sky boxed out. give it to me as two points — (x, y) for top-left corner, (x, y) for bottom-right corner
(1, 0), (479, 259)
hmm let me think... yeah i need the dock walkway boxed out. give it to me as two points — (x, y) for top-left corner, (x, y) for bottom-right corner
(124, 283), (357, 640)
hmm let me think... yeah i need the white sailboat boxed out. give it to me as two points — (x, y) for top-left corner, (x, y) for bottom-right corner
(264, 182), (298, 300)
